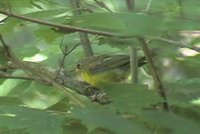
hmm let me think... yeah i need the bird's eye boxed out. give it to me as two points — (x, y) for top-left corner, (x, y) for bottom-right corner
(75, 64), (82, 72)
(76, 64), (81, 69)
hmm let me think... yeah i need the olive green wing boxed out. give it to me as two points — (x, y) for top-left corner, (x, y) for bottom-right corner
(78, 54), (148, 74)
(89, 55), (130, 74)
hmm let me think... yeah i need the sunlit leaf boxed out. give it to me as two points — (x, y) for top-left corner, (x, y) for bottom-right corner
(19, 82), (64, 109)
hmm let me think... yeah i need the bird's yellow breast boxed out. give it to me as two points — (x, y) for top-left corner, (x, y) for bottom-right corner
(81, 69), (129, 87)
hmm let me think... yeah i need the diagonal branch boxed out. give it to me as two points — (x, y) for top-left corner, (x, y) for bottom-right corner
(0, 72), (36, 81)
(137, 37), (169, 111)
(94, 0), (113, 12)
(0, 9), (132, 38)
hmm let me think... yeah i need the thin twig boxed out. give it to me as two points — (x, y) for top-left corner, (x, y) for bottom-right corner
(66, 43), (80, 56)
(94, 0), (113, 12)
(55, 38), (80, 80)
(55, 36), (68, 80)
(137, 37), (169, 111)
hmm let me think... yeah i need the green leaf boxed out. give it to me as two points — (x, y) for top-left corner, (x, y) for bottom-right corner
(166, 78), (200, 106)
(0, 105), (66, 134)
(19, 82), (64, 109)
(101, 83), (162, 113)
(62, 119), (88, 134)
(179, 0), (200, 19)
(46, 97), (70, 112)
(25, 9), (67, 20)
(2, 25), (40, 57)
(0, 71), (28, 96)
(40, 0), (71, 8)
(180, 54), (200, 69)
(98, 37), (140, 48)
(70, 106), (151, 134)
(0, 18), (20, 34)
(69, 12), (200, 36)
(70, 12), (163, 36)
(0, 96), (24, 106)
(8, 0), (33, 8)
(142, 110), (200, 134)
(191, 37), (200, 46)
(171, 106), (200, 125)
(7, 81), (32, 96)
(40, 45), (61, 68)
(34, 28), (63, 43)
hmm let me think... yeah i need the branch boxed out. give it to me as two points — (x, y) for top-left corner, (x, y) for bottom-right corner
(0, 9), (132, 38)
(70, 0), (94, 57)
(137, 37), (169, 111)
(0, 72), (35, 81)
(55, 39), (80, 80)
(94, 0), (113, 12)
(0, 65), (15, 71)
(58, 75), (110, 104)
(126, 0), (135, 11)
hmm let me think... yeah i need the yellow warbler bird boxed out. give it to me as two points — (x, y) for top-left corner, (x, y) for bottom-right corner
(76, 54), (148, 87)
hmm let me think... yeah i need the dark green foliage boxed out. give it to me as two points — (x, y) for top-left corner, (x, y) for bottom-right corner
(0, 0), (200, 134)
